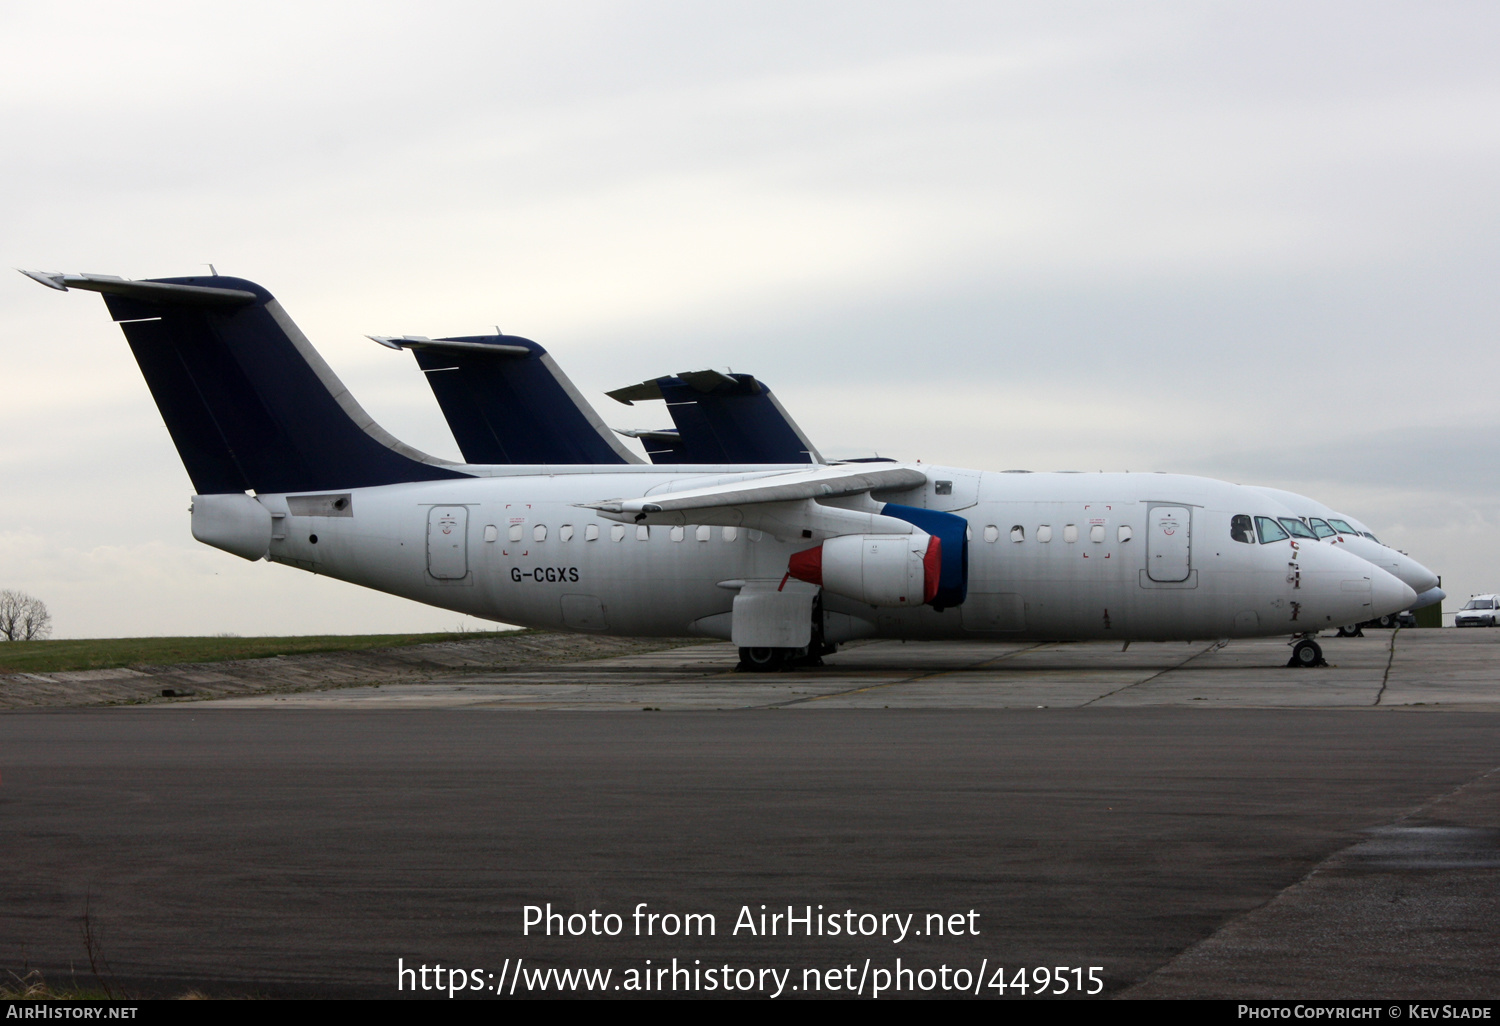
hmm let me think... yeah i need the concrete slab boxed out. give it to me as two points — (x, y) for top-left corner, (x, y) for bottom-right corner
(192, 631), (1500, 712)
(2, 708), (1498, 998)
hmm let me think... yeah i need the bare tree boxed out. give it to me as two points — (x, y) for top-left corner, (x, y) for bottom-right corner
(0, 590), (52, 641)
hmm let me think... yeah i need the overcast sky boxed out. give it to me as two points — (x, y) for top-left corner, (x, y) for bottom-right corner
(3, 1), (1498, 637)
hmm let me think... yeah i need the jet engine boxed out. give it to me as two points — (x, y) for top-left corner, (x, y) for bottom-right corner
(786, 533), (941, 607)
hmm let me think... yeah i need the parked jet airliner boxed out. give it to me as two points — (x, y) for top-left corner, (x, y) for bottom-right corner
(24, 271), (1415, 669)
(368, 336), (1441, 637)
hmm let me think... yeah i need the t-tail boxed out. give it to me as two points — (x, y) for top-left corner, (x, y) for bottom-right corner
(22, 270), (472, 495)
(606, 369), (824, 465)
(369, 333), (641, 465)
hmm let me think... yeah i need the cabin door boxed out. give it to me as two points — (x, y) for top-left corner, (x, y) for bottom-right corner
(1146, 505), (1191, 582)
(427, 506), (469, 579)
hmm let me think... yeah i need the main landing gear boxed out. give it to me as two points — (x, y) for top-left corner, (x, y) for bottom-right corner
(1287, 635), (1326, 668)
(736, 643), (838, 673)
(736, 593), (837, 672)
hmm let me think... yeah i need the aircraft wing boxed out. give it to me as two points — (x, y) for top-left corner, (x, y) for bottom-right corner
(584, 464), (925, 520)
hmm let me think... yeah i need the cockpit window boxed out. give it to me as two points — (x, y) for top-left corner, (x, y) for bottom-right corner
(1230, 514), (1254, 543)
(1362, 532), (1382, 544)
(1307, 518), (1336, 539)
(1279, 517), (1318, 540)
(1328, 519), (1358, 535)
(1255, 516), (1290, 543)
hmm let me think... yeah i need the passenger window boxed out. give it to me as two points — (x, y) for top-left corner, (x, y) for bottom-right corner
(723, 527), (738, 542)
(1278, 518), (1317, 540)
(610, 524), (625, 542)
(1037, 525), (1053, 543)
(1089, 524), (1104, 543)
(483, 525), (498, 543)
(983, 525), (999, 543)
(1063, 525), (1078, 543)
(965, 525), (972, 542)
(1255, 516), (1290, 543)
(748, 529), (763, 541)
(670, 526), (684, 542)
(508, 524), (523, 543)
(1010, 525), (1024, 542)
(1118, 525), (1133, 543)
(934, 480), (953, 496)
(637, 526), (650, 541)
(560, 525), (574, 542)
(696, 525), (711, 542)
(1307, 518), (1335, 539)
(1230, 514), (1253, 543)
(533, 524), (547, 542)
(585, 524), (599, 541)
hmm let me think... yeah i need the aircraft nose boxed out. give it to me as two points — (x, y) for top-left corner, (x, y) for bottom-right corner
(1412, 586), (1445, 611)
(1371, 569), (1418, 618)
(1399, 557), (1440, 595)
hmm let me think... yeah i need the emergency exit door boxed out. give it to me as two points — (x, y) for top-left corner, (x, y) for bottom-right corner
(427, 506), (469, 579)
(1147, 506), (1191, 582)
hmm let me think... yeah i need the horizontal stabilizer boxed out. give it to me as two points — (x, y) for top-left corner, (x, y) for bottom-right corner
(605, 380), (664, 405)
(614, 428), (681, 443)
(368, 335), (531, 357)
(21, 270), (255, 306)
(677, 369), (742, 392)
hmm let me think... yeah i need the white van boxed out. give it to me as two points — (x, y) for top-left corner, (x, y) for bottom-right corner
(1455, 595), (1500, 627)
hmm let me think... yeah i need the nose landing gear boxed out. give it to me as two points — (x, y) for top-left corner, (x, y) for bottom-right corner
(1288, 635), (1326, 668)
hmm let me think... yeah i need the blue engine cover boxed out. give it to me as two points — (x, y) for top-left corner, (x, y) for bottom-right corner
(879, 503), (969, 610)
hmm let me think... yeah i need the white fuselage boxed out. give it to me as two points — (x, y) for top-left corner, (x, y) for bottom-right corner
(242, 465), (1413, 643)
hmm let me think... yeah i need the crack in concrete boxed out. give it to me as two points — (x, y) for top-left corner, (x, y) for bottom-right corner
(757, 643), (1054, 709)
(1374, 626), (1400, 706)
(1078, 641), (1220, 707)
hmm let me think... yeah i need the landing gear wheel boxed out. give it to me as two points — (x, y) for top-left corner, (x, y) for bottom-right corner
(1288, 638), (1325, 668)
(1335, 624), (1363, 638)
(738, 646), (794, 672)
(1377, 614), (1395, 629)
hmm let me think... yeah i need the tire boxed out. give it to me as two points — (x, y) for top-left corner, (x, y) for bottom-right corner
(1377, 614), (1395, 629)
(738, 646), (790, 672)
(1290, 639), (1324, 668)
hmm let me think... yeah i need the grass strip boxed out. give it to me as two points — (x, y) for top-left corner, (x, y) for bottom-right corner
(0, 631), (528, 675)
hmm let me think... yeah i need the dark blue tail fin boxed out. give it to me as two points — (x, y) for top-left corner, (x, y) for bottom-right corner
(606, 370), (822, 465)
(374, 334), (641, 465)
(27, 272), (469, 494)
